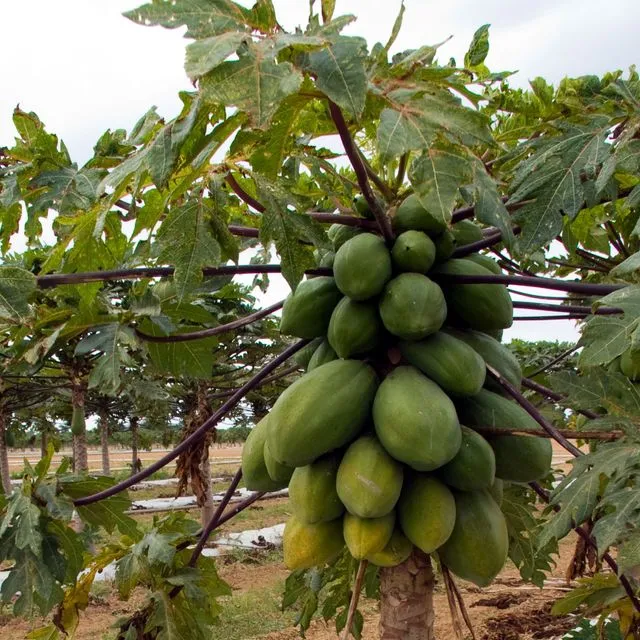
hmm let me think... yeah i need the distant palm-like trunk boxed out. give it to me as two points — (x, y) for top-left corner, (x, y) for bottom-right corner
(100, 409), (110, 475)
(130, 416), (139, 476)
(198, 382), (215, 528)
(0, 410), (11, 494)
(379, 551), (436, 639)
(72, 383), (88, 473)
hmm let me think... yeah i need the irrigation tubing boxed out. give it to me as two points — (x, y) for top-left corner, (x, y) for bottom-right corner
(72, 340), (309, 506)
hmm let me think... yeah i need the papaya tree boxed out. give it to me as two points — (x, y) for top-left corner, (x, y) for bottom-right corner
(0, 1), (640, 638)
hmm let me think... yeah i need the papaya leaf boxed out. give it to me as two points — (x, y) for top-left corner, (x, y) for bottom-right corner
(465, 24), (490, 68)
(578, 316), (639, 367)
(0, 266), (36, 324)
(611, 250), (640, 276)
(185, 32), (248, 80)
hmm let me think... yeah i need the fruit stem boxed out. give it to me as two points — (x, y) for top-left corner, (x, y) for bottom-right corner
(474, 426), (620, 441)
(226, 173), (266, 212)
(72, 340), (310, 507)
(451, 226), (521, 258)
(342, 559), (368, 640)
(135, 300), (285, 343)
(512, 301), (622, 316)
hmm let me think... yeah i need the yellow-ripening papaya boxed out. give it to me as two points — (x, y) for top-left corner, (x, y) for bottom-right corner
(327, 297), (383, 359)
(343, 512), (395, 560)
(283, 516), (344, 570)
(267, 359), (378, 467)
(366, 529), (413, 567)
(392, 193), (448, 235)
(279, 277), (342, 338)
(398, 474), (456, 553)
(399, 332), (486, 396)
(336, 435), (403, 518)
(333, 233), (392, 301)
(70, 405), (86, 437)
(307, 339), (337, 372)
(288, 452), (344, 524)
(391, 230), (436, 274)
(263, 439), (294, 486)
(242, 416), (288, 492)
(435, 259), (513, 331)
(439, 426), (496, 491)
(438, 490), (508, 587)
(378, 274), (447, 340)
(373, 367), (461, 471)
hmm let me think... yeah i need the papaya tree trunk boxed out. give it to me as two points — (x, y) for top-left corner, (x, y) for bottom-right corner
(40, 429), (48, 458)
(379, 551), (436, 639)
(0, 409), (11, 495)
(200, 448), (215, 527)
(197, 382), (215, 528)
(100, 409), (110, 475)
(72, 383), (88, 473)
(130, 416), (139, 477)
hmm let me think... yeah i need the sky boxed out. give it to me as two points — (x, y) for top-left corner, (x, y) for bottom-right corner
(2, 0), (638, 342)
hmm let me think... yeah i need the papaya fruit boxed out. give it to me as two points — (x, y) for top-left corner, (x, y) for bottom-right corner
(434, 230), (455, 262)
(279, 277), (342, 338)
(488, 478), (504, 506)
(391, 231), (436, 274)
(242, 416), (287, 492)
(366, 529), (413, 567)
(373, 366), (461, 471)
(398, 474), (456, 553)
(621, 348), (640, 381)
(333, 233), (392, 301)
(319, 250), (336, 268)
(378, 274), (447, 340)
(438, 490), (508, 587)
(71, 405), (85, 437)
(483, 328), (504, 341)
(336, 435), (403, 518)
(435, 259), (513, 331)
(465, 254), (502, 274)
(267, 359), (378, 467)
(439, 426), (495, 491)
(448, 329), (522, 391)
(307, 339), (338, 372)
(353, 195), (375, 220)
(294, 337), (323, 369)
(343, 512), (395, 560)
(393, 193), (447, 235)
(263, 439), (295, 486)
(283, 516), (344, 569)
(327, 297), (383, 359)
(288, 452), (344, 523)
(451, 219), (483, 246)
(399, 332), (486, 396)
(328, 223), (362, 250)
(487, 434), (552, 482)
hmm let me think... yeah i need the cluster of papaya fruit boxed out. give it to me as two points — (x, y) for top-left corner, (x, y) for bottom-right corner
(242, 195), (553, 588)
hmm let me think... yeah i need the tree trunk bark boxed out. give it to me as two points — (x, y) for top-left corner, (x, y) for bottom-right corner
(72, 383), (88, 474)
(130, 416), (139, 476)
(197, 382), (215, 528)
(0, 410), (12, 495)
(40, 429), (48, 458)
(200, 449), (215, 527)
(379, 551), (436, 639)
(100, 410), (110, 476)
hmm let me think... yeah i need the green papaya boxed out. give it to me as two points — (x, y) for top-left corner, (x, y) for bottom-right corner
(434, 230), (455, 262)
(465, 254), (502, 274)
(319, 250), (336, 268)
(242, 416), (286, 492)
(455, 389), (541, 432)
(71, 405), (86, 437)
(488, 478), (504, 506)
(483, 328), (504, 341)
(327, 297), (383, 359)
(451, 219), (483, 246)
(448, 329), (522, 391)
(294, 337), (323, 369)
(343, 512), (395, 560)
(328, 223), (363, 250)
(439, 426), (495, 491)
(621, 348), (640, 381)
(488, 435), (553, 482)
(373, 366), (461, 471)
(333, 233), (392, 300)
(288, 452), (344, 523)
(263, 439), (295, 485)
(399, 332), (486, 396)
(379, 274), (447, 340)
(353, 195), (375, 220)
(391, 231), (436, 274)
(307, 339), (338, 372)
(438, 490), (508, 587)
(393, 193), (447, 235)
(398, 474), (456, 553)
(280, 277), (342, 338)
(267, 360), (378, 467)
(366, 530), (413, 567)
(336, 435), (403, 518)
(435, 259), (513, 331)
(283, 516), (344, 569)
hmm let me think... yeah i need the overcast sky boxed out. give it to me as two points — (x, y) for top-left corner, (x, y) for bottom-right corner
(3, 0), (638, 342)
